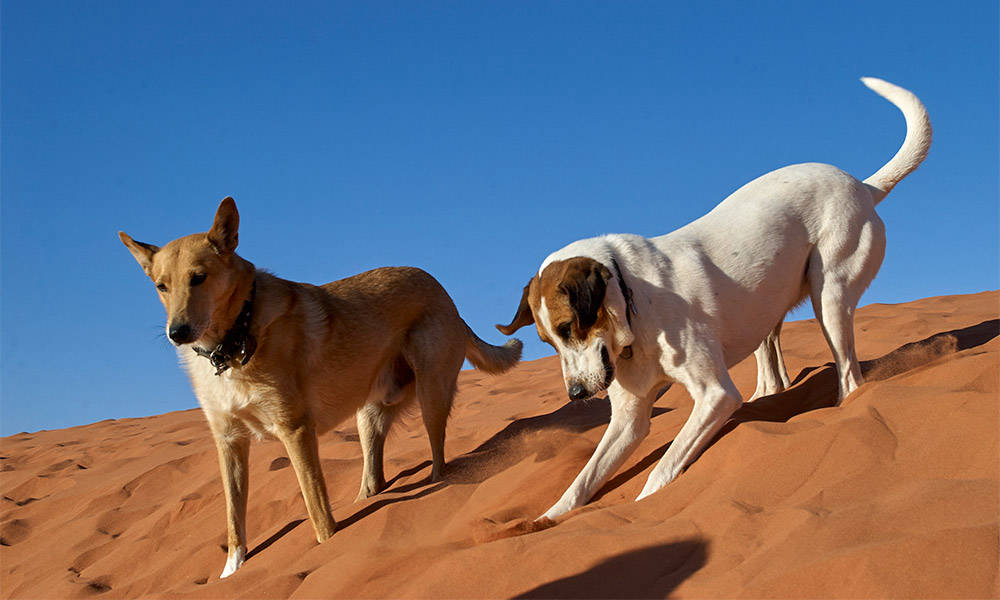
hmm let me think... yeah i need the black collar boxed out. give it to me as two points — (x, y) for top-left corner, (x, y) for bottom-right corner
(192, 279), (257, 376)
(609, 258), (638, 360)
(609, 257), (637, 325)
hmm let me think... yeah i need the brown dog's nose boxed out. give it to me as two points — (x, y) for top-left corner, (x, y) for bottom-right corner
(168, 323), (194, 345)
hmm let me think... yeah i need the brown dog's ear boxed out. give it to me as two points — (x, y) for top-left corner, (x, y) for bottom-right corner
(496, 276), (536, 335)
(208, 196), (239, 254)
(119, 231), (159, 277)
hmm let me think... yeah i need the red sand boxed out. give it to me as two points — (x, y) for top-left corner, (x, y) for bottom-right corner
(2, 291), (998, 598)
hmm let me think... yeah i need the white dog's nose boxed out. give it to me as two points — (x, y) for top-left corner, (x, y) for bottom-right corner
(568, 382), (589, 400)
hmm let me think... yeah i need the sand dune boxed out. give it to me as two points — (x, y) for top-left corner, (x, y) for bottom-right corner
(2, 291), (997, 598)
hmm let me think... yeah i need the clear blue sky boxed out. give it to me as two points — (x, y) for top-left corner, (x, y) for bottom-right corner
(2, 1), (997, 435)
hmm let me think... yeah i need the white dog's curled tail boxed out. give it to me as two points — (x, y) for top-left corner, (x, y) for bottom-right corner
(861, 77), (933, 203)
(464, 323), (523, 374)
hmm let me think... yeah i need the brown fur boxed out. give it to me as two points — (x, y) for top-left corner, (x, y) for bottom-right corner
(497, 257), (613, 348)
(120, 197), (521, 577)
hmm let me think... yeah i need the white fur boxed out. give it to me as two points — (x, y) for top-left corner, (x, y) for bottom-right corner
(179, 349), (270, 438)
(559, 341), (606, 392)
(535, 78), (931, 520)
(538, 298), (609, 395)
(220, 545), (245, 579)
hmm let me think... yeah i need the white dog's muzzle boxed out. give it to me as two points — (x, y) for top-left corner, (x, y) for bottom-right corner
(563, 341), (615, 400)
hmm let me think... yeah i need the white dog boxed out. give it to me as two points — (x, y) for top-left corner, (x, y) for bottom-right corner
(497, 78), (931, 520)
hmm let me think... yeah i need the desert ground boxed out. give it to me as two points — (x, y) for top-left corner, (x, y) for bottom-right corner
(2, 291), (997, 599)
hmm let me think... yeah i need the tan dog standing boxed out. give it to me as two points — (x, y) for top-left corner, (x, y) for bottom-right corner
(120, 198), (521, 578)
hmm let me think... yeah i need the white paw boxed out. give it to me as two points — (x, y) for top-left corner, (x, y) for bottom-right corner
(220, 546), (246, 579)
(636, 477), (666, 501)
(540, 502), (572, 521)
(538, 508), (559, 521)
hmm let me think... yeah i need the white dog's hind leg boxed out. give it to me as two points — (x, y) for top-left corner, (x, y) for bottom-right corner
(749, 321), (791, 401)
(637, 365), (742, 500)
(774, 328), (791, 389)
(809, 284), (864, 403)
(807, 218), (884, 404)
(540, 382), (653, 520)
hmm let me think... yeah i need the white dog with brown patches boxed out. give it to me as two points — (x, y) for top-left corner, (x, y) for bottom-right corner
(497, 78), (931, 521)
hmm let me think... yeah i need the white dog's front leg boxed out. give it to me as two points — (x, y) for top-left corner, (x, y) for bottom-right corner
(637, 369), (741, 500)
(541, 383), (653, 520)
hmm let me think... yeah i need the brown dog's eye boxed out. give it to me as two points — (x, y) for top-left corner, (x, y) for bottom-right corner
(555, 322), (572, 341)
(156, 283), (168, 292)
(190, 273), (207, 287)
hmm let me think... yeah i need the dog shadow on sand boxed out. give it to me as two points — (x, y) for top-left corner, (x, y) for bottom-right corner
(591, 318), (1000, 501)
(334, 397), (674, 528)
(247, 376), (657, 558)
(248, 319), (998, 560)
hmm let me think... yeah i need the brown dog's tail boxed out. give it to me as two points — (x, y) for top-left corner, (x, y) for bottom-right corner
(464, 323), (522, 374)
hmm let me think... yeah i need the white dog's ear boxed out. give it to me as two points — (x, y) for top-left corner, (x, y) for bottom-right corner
(496, 276), (537, 335)
(603, 271), (635, 356)
(208, 196), (240, 254)
(119, 231), (158, 277)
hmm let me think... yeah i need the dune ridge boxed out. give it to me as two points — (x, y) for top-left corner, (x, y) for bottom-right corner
(2, 291), (998, 598)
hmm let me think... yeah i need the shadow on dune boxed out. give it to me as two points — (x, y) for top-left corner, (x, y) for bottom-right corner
(250, 321), (996, 561)
(244, 483), (448, 563)
(592, 319), (999, 500)
(719, 318), (999, 436)
(383, 459), (433, 490)
(240, 321), (997, 566)
(444, 398), (671, 486)
(515, 539), (707, 599)
(244, 399), (671, 553)
(338, 482), (447, 531)
(246, 519), (306, 560)
(253, 400), (672, 550)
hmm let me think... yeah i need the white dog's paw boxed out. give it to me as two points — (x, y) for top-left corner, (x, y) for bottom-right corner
(636, 475), (669, 501)
(220, 546), (246, 579)
(539, 507), (561, 521)
(539, 501), (574, 521)
(635, 487), (655, 501)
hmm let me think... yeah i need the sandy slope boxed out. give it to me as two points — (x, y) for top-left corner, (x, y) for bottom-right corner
(2, 291), (997, 599)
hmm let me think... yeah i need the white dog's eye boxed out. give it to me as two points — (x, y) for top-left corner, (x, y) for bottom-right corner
(190, 273), (207, 287)
(156, 282), (168, 292)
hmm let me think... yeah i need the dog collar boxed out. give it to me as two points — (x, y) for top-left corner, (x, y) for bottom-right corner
(192, 279), (257, 376)
(609, 258), (637, 360)
(609, 258), (637, 323)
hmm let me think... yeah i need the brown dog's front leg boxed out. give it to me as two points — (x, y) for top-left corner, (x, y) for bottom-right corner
(278, 421), (337, 542)
(207, 417), (251, 579)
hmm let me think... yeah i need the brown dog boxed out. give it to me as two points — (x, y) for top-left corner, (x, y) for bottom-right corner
(120, 197), (521, 578)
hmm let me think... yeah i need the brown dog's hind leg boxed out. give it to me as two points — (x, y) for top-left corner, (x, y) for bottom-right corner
(405, 317), (465, 483)
(276, 419), (337, 542)
(355, 398), (406, 500)
(412, 369), (459, 482)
